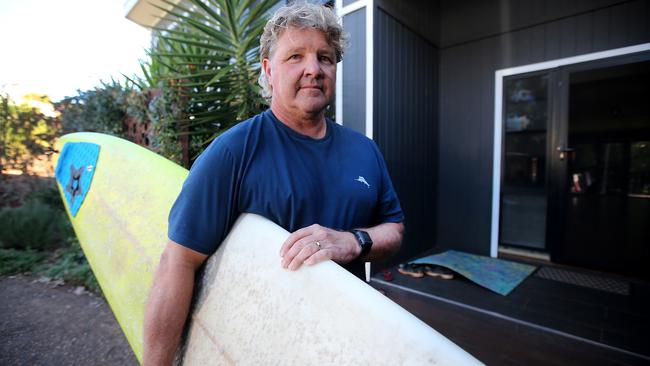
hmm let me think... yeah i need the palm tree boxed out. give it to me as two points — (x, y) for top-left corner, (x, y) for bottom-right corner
(151, 0), (278, 158)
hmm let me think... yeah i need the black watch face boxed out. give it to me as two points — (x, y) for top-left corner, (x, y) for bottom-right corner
(357, 230), (372, 245)
(354, 230), (372, 258)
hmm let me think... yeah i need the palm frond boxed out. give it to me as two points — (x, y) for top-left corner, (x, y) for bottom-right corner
(143, 0), (278, 162)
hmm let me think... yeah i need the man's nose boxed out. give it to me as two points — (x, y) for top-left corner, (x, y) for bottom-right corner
(303, 54), (323, 77)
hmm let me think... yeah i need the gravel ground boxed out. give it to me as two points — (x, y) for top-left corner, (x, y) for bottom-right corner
(0, 275), (139, 366)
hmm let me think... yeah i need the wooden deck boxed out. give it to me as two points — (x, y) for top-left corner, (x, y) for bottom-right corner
(370, 259), (650, 366)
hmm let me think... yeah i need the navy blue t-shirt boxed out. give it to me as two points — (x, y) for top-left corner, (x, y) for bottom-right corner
(168, 109), (404, 276)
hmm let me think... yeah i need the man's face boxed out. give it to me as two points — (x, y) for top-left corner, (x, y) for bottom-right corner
(263, 27), (336, 118)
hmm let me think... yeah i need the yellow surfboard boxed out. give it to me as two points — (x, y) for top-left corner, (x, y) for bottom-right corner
(54, 132), (187, 362)
(54, 133), (481, 365)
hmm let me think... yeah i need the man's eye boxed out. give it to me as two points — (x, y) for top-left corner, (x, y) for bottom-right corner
(320, 55), (333, 64)
(288, 54), (301, 60)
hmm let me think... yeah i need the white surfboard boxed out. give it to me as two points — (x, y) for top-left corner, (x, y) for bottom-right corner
(178, 213), (482, 365)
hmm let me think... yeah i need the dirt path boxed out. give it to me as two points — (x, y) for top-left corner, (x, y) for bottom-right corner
(0, 275), (138, 366)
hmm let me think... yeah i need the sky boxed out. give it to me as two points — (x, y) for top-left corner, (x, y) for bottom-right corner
(0, 0), (152, 103)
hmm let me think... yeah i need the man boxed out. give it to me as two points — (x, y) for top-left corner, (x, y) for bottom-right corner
(143, 3), (404, 365)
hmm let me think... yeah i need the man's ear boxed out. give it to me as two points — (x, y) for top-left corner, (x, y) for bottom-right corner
(262, 58), (272, 87)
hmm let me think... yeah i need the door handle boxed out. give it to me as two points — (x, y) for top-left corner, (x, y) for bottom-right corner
(556, 146), (574, 160)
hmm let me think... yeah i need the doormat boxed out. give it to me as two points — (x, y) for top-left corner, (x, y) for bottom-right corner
(410, 250), (536, 296)
(535, 266), (630, 295)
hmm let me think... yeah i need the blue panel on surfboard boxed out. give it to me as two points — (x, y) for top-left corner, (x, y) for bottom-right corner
(55, 142), (100, 217)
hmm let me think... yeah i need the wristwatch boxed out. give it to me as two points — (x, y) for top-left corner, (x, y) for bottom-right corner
(349, 229), (373, 260)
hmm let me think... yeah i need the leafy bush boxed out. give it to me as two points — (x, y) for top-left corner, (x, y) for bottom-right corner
(38, 238), (99, 292)
(0, 197), (71, 250)
(29, 177), (66, 210)
(0, 176), (25, 208)
(0, 93), (60, 172)
(57, 81), (131, 137)
(0, 248), (46, 276)
(146, 87), (185, 164)
(0, 243), (99, 294)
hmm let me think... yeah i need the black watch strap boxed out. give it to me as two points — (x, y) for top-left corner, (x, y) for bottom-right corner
(349, 229), (373, 259)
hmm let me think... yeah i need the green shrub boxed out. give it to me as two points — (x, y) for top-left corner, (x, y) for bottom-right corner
(0, 176), (23, 208)
(38, 238), (99, 292)
(0, 243), (100, 294)
(28, 178), (66, 210)
(1, 93), (60, 173)
(0, 198), (71, 250)
(57, 81), (130, 137)
(0, 248), (46, 276)
(147, 87), (185, 164)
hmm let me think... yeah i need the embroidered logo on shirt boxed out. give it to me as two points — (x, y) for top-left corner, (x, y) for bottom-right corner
(355, 176), (370, 188)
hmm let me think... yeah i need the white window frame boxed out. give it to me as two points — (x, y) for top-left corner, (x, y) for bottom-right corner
(490, 42), (650, 257)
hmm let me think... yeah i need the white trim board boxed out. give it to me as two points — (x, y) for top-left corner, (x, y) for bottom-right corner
(365, 0), (374, 139)
(335, 0), (344, 125)
(490, 43), (650, 258)
(341, 0), (366, 16)
(336, 0), (373, 138)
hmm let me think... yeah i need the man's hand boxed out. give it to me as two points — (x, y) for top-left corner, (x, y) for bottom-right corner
(279, 222), (404, 271)
(279, 224), (360, 270)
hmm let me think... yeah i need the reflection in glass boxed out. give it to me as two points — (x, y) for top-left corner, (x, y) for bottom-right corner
(569, 141), (650, 197)
(500, 74), (549, 250)
(505, 77), (548, 132)
(630, 142), (650, 196)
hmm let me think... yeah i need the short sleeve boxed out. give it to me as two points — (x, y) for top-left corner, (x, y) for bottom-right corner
(371, 142), (405, 224)
(167, 140), (239, 254)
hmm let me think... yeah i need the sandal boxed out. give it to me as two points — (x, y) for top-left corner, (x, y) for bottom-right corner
(421, 265), (454, 280)
(397, 263), (424, 278)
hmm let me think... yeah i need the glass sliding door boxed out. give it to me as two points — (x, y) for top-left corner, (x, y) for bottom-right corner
(553, 56), (650, 279)
(498, 51), (650, 279)
(499, 73), (550, 250)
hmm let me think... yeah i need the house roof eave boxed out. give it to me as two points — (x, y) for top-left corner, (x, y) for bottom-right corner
(124, 0), (183, 29)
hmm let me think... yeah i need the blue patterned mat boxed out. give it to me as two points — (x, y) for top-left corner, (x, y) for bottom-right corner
(410, 250), (536, 296)
(55, 142), (100, 217)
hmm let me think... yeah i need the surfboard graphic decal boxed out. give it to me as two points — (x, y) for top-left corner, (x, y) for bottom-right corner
(55, 142), (100, 217)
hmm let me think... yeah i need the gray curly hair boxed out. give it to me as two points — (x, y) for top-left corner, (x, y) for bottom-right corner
(258, 2), (348, 100)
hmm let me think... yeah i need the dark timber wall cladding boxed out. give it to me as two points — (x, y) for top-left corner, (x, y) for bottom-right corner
(437, 0), (650, 255)
(374, 7), (439, 264)
(376, 0), (440, 46)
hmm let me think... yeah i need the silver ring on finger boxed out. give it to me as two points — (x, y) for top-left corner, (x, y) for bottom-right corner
(314, 241), (321, 250)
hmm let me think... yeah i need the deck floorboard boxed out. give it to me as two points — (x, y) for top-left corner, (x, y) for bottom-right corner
(370, 259), (650, 365)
